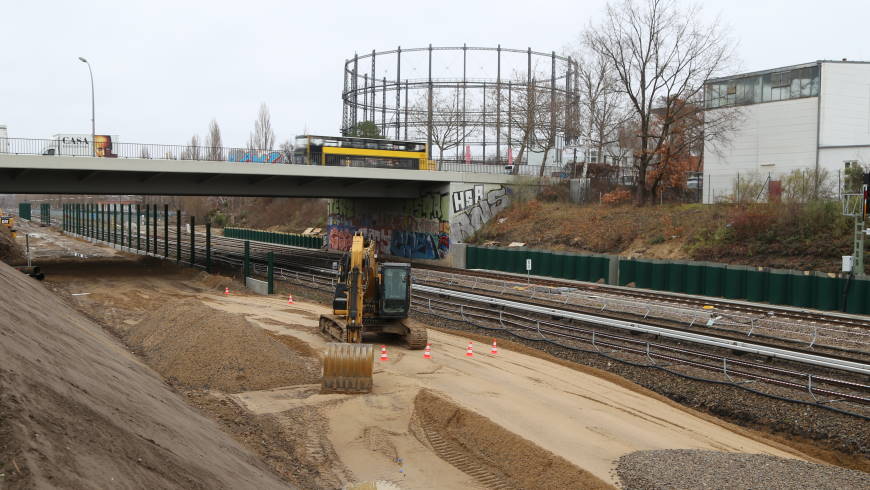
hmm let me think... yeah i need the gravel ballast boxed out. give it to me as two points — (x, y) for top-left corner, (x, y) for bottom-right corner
(615, 449), (870, 489)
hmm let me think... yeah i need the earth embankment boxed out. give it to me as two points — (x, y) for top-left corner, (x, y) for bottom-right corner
(0, 260), (289, 489)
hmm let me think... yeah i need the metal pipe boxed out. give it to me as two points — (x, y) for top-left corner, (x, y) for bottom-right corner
(163, 204), (168, 257)
(190, 215), (195, 267)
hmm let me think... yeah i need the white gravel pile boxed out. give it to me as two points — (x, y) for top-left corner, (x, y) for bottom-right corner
(615, 449), (869, 490)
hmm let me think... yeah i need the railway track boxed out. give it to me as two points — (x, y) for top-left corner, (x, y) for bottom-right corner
(58, 226), (870, 418)
(417, 265), (870, 332)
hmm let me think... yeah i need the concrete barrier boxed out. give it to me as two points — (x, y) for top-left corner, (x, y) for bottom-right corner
(245, 276), (269, 295)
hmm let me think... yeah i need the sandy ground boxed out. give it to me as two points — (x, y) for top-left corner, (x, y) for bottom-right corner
(13, 226), (816, 489)
(208, 294), (804, 486)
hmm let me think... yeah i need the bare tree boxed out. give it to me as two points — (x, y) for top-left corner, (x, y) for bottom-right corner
(279, 139), (294, 164)
(205, 119), (224, 161)
(181, 134), (200, 160)
(530, 85), (568, 176)
(248, 102), (275, 150)
(492, 74), (548, 172)
(574, 51), (631, 176)
(411, 89), (476, 165)
(584, 0), (737, 205)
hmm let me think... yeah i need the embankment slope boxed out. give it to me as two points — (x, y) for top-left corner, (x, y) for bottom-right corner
(0, 260), (289, 489)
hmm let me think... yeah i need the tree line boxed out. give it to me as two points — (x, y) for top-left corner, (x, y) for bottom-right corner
(178, 102), (292, 163)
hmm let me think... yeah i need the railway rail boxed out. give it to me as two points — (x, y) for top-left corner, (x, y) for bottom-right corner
(53, 224), (870, 418)
(419, 265), (870, 334)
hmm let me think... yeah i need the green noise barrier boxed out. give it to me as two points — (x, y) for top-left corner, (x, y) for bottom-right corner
(465, 245), (611, 285)
(223, 227), (323, 249)
(466, 245), (870, 314)
(18, 202), (32, 221)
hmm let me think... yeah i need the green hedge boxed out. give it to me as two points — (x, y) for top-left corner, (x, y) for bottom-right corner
(466, 245), (870, 314)
(223, 227), (322, 249)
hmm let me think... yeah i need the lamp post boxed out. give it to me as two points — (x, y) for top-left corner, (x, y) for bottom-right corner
(78, 57), (95, 157)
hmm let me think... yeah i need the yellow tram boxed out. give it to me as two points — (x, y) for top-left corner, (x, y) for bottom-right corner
(293, 135), (433, 170)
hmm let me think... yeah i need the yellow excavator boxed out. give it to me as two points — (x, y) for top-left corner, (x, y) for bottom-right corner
(320, 232), (427, 393)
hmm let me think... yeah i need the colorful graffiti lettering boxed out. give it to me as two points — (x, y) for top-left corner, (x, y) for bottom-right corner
(228, 151), (285, 163)
(327, 190), (451, 260)
(389, 231), (449, 260)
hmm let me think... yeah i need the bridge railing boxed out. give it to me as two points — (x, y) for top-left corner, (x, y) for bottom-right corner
(0, 137), (570, 178)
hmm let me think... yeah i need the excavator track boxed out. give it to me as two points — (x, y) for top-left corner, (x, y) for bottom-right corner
(402, 318), (428, 350)
(320, 314), (349, 343)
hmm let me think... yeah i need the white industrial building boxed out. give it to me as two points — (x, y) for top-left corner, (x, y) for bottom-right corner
(703, 60), (870, 203)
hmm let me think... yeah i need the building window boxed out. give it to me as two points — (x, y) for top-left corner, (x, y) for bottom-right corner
(771, 71), (790, 87)
(705, 64), (819, 109)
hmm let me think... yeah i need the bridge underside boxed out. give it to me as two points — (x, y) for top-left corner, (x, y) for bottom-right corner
(0, 155), (517, 198)
(0, 167), (444, 198)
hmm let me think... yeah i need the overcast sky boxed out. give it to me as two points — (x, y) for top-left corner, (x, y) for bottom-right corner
(2, 0), (868, 147)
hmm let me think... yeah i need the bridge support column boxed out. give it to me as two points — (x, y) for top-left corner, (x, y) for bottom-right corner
(325, 182), (511, 269)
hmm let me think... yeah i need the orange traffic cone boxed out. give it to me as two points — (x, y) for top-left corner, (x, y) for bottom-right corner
(490, 339), (498, 355)
(224, 287), (230, 296)
(423, 343), (432, 359)
(465, 342), (474, 357)
(379, 345), (389, 361)
(287, 293), (295, 305)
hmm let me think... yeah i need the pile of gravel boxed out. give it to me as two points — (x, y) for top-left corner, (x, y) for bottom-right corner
(615, 449), (869, 489)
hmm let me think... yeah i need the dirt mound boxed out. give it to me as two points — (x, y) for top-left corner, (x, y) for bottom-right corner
(411, 389), (613, 489)
(0, 225), (23, 264)
(127, 299), (320, 392)
(195, 270), (246, 293)
(0, 260), (286, 488)
(615, 449), (869, 489)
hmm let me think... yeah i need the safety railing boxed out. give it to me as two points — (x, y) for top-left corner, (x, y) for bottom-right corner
(0, 137), (567, 177)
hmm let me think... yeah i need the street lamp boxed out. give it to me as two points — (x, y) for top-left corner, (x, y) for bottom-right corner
(78, 57), (95, 157)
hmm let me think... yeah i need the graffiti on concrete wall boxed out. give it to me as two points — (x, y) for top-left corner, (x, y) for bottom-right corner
(451, 184), (484, 213)
(327, 190), (451, 260)
(450, 184), (510, 243)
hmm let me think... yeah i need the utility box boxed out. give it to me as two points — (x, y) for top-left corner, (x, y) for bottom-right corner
(842, 255), (854, 273)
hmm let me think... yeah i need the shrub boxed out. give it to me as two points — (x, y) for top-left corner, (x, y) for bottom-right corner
(732, 172), (766, 203)
(208, 211), (229, 228)
(601, 188), (632, 205)
(844, 163), (869, 193)
(781, 168), (834, 203)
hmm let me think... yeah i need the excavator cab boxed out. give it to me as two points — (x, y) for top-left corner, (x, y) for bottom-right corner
(378, 263), (411, 318)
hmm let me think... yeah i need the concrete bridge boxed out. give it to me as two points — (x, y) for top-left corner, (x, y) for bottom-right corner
(0, 153), (529, 266)
(0, 154), (522, 198)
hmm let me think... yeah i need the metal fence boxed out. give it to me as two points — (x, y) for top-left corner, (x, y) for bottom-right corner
(0, 137), (568, 177)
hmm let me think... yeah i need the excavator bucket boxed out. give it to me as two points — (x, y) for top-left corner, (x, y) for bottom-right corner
(321, 342), (374, 393)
